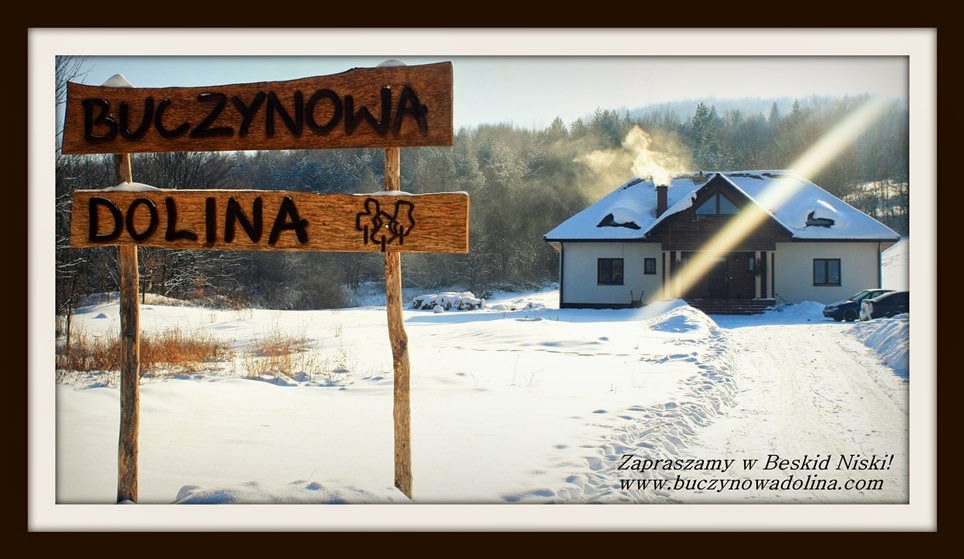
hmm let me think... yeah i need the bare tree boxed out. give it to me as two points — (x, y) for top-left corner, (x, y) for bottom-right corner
(55, 153), (113, 354)
(55, 57), (97, 354)
(56, 56), (89, 103)
(55, 56), (89, 151)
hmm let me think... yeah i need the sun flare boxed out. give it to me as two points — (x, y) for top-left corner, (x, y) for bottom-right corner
(650, 97), (892, 303)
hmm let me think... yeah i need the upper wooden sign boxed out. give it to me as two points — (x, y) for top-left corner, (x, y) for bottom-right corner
(62, 62), (453, 154)
(70, 189), (469, 253)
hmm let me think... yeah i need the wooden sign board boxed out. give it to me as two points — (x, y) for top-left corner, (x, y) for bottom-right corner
(61, 62), (453, 154)
(70, 189), (469, 253)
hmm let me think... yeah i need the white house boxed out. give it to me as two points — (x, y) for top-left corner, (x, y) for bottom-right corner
(543, 171), (900, 309)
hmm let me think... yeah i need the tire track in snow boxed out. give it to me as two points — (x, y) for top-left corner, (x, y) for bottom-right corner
(680, 322), (908, 503)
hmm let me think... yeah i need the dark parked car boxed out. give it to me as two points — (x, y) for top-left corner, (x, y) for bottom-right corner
(823, 289), (893, 321)
(859, 290), (909, 320)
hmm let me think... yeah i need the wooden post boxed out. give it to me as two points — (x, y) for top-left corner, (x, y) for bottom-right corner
(384, 147), (412, 498)
(114, 153), (140, 503)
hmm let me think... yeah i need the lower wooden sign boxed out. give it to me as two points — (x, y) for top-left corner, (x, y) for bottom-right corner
(71, 189), (469, 253)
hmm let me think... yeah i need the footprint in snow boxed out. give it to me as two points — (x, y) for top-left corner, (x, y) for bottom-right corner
(565, 474), (587, 489)
(175, 485), (201, 501)
(502, 489), (555, 502)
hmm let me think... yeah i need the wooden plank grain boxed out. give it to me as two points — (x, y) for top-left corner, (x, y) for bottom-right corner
(70, 190), (469, 253)
(113, 154), (140, 504)
(62, 62), (453, 154)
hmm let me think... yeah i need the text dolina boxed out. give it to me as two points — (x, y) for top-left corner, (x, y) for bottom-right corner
(70, 190), (471, 254)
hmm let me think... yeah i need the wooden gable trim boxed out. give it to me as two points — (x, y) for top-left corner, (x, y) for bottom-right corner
(645, 174), (793, 251)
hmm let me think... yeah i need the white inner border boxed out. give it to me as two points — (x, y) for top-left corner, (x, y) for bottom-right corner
(28, 28), (937, 532)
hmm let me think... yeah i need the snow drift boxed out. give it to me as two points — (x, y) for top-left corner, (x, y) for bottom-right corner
(851, 314), (910, 378)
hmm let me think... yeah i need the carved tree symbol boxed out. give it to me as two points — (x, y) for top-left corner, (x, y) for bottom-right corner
(389, 201), (415, 242)
(356, 198), (380, 245)
(356, 198), (417, 251)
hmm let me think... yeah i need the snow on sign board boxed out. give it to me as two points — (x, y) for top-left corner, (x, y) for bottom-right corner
(60, 62), (453, 154)
(70, 189), (470, 253)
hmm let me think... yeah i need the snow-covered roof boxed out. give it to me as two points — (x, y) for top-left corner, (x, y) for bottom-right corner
(544, 170), (900, 242)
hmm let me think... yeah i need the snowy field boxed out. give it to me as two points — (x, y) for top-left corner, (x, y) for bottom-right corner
(53, 289), (910, 507)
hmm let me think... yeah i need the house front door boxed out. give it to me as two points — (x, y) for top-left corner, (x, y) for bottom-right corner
(708, 258), (727, 298)
(725, 252), (756, 299)
(680, 252), (727, 299)
(679, 251), (756, 299)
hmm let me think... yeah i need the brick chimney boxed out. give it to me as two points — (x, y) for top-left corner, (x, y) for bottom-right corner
(656, 184), (668, 217)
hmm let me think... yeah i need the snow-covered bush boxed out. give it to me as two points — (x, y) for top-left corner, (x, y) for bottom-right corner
(411, 291), (484, 311)
(484, 299), (546, 312)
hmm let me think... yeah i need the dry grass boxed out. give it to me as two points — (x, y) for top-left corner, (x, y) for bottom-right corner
(242, 329), (311, 377)
(250, 329), (311, 358)
(57, 330), (118, 373)
(141, 329), (231, 372)
(57, 326), (232, 374)
(241, 328), (357, 384)
(57, 324), (356, 385)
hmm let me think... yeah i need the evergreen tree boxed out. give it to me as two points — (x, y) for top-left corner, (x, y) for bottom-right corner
(689, 102), (733, 171)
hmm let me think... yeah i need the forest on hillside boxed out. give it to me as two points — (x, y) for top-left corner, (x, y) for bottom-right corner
(55, 94), (909, 317)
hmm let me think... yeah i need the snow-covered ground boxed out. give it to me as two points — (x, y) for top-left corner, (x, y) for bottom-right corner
(680, 307), (908, 504)
(54, 289), (910, 509)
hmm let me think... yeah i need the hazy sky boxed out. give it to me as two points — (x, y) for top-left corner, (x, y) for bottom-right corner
(69, 55), (907, 130)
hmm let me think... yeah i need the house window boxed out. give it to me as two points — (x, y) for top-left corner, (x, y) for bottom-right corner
(695, 193), (739, 216)
(644, 257), (657, 275)
(598, 258), (624, 285)
(719, 195), (738, 214)
(813, 258), (841, 286)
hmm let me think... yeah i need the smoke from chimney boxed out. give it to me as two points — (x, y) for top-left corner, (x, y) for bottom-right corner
(575, 125), (691, 198)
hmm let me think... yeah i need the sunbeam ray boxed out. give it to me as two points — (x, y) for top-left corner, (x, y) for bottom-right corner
(650, 97), (892, 303)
